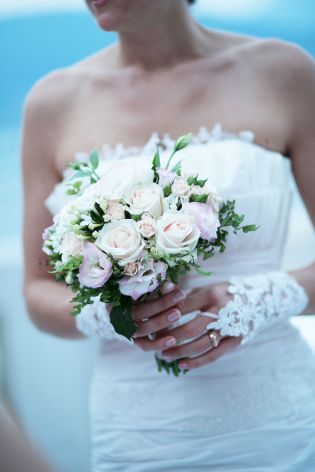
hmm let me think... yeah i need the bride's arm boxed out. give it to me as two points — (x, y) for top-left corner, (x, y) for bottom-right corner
(21, 77), (82, 338)
(22, 78), (184, 347)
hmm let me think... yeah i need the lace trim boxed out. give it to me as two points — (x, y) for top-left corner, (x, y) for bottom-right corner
(74, 123), (255, 162)
(207, 272), (309, 345)
(75, 296), (134, 344)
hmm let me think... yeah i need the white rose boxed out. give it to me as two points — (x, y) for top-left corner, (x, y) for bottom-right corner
(98, 158), (153, 200)
(171, 176), (190, 197)
(106, 201), (126, 221)
(60, 232), (84, 262)
(75, 182), (101, 211)
(95, 219), (144, 265)
(137, 212), (156, 238)
(156, 212), (200, 255)
(128, 183), (163, 218)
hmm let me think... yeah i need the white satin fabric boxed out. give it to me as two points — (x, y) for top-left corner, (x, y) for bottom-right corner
(46, 125), (315, 471)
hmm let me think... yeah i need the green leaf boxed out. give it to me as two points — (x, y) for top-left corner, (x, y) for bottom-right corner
(187, 175), (198, 186)
(163, 184), (172, 197)
(171, 161), (182, 176)
(109, 296), (137, 340)
(152, 146), (161, 170)
(68, 170), (90, 181)
(242, 224), (259, 233)
(194, 266), (212, 276)
(196, 178), (208, 188)
(189, 194), (209, 203)
(174, 133), (193, 151)
(89, 149), (100, 170)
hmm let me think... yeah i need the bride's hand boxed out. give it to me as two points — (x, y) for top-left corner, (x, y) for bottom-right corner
(131, 282), (186, 352)
(160, 283), (242, 370)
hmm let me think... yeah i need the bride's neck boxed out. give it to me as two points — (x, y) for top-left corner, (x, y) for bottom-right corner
(117, 3), (207, 69)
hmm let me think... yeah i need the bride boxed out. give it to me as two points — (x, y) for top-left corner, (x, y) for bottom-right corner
(22, 0), (315, 470)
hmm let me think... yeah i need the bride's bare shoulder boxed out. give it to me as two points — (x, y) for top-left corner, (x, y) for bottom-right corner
(239, 36), (314, 86)
(23, 46), (115, 123)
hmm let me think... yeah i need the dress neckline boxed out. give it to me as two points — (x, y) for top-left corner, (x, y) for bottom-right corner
(94, 122), (290, 163)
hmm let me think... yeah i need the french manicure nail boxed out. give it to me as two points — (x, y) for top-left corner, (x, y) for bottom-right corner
(167, 309), (181, 322)
(163, 281), (175, 293)
(161, 355), (172, 362)
(164, 337), (176, 348)
(172, 290), (185, 303)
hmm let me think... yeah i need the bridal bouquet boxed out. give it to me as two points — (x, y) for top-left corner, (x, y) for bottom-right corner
(43, 133), (257, 374)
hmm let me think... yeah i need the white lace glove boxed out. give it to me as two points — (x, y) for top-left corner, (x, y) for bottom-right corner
(207, 271), (309, 346)
(75, 296), (134, 344)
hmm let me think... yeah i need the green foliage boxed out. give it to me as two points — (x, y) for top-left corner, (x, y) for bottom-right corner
(166, 133), (193, 169)
(189, 194), (209, 203)
(53, 255), (83, 274)
(89, 149), (100, 170)
(109, 295), (137, 340)
(163, 184), (172, 198)
(187, 175), (208, 187)
(152, 146), (161, 183)
(66, 180), (82, 196)
(171, 161), (182, 176)
(174, 133), (193, 151)
(242, 224), (259, 233)
(66, 149), (101, 195)
(155, 355), (187, 376)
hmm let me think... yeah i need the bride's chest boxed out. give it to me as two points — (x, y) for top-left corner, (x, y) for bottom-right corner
(55, 65), (286, 174)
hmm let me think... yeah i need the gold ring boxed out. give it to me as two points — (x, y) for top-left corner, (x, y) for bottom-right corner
(208, 330), (221, 348)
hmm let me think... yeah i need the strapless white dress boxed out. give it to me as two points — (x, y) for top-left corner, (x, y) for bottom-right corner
(46, 124), (315, 471)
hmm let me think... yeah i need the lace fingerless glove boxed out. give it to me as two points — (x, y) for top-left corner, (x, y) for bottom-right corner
(207, 271), (309, 345)
(75, 296), (134, 344)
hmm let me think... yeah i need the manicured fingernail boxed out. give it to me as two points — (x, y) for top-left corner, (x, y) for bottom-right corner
(172, 290), (185, 303)
(167, 309), (181, 322)
(164, 337), (176, 347)
(161, 355), (172, 362)
(163, 281), (175, 293)
(179, 363), (188, 370)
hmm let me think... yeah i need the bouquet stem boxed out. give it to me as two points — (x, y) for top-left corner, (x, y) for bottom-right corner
(155, 354), (189, 376)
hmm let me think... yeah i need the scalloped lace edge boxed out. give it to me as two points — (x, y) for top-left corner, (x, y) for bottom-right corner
(74, 122), (255, 162)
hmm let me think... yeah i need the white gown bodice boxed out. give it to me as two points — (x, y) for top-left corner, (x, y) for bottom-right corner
(45, 124), (315, 471)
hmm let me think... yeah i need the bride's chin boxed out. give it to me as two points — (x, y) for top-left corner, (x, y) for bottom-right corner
(95, 12), (121, 31)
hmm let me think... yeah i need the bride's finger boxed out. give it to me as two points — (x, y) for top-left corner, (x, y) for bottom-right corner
(133, 307), (181, 338)
(177, 336), (242, 371)
(159, 312), (216, 344)
(132, 289), (185, 321)
(134, 334), (177, 352)
(161, 326), (222, 360)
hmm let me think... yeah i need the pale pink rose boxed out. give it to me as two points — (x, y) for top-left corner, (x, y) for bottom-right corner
(128, 183), (163, 218)
(119, 261), (167, 300)
(95, 219), (144, 266)
(124, 262), (140, 276)
(137, 213), (156, 238)
(157, 168), (176, 187)
(106, 201), (126, 221)
(156, 212), (200, 255)
(171, 176), (190, 197)
(183, 202), (220, 241)
(78, 242), (112, 288)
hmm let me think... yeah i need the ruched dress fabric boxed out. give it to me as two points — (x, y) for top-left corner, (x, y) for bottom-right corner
(45, 125), (315, 472)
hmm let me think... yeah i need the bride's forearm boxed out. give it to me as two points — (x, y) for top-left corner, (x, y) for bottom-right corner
(24, 278), (84, 338)
(290, 261), (315, 315)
